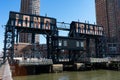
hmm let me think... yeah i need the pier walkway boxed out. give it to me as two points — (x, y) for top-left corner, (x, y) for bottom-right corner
(0, 60), (13, 80)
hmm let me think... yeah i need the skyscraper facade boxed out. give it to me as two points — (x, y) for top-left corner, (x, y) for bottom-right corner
(20, 0), (40, 43)
(95, 0), (120, 56)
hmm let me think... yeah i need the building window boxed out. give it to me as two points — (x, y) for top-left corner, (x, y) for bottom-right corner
(81, 42), (84, 48)
(64, 40), (67, 46)
(76, 41), (80, 47)
(59, 40), (62, 46)
(109, 47), (117, 52)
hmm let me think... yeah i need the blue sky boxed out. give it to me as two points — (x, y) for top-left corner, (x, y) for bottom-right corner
(0, 0), (96, 52)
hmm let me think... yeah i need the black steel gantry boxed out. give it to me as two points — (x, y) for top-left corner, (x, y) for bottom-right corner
(3, 11), (57, 63)
(69, 21), (106, 58)
(4, 25), (15, 62)
(3, 11), (106, 64)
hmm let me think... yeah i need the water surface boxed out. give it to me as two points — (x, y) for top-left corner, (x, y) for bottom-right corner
(13, 70), (120, 80)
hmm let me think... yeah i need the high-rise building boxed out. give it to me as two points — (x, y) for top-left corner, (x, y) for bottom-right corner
(95, 0), (120, 56)
(20, 0), (40, 15)
(20, 0), (40, 43)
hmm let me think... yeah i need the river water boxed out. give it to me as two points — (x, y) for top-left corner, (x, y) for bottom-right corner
(13, 70), (120, 80)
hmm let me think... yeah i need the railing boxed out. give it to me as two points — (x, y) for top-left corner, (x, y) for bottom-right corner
(18, 58), (53, 66)
(90, 58), (108, 63)
(15, 57), (120, 65)
(57, 22), (70, 30)
(108, 58), (120, 62)
(80, 57), (120, 63)
(58, 59), (69, 62)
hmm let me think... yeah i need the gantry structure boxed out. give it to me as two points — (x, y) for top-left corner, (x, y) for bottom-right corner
(4, 11), (106, 63)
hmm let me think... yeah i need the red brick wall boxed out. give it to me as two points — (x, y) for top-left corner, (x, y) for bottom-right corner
(95, 0), (120, 55)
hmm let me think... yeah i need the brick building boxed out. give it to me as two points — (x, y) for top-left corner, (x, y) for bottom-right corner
(14, 43), (47, 58)
(95, 0), (120, 57)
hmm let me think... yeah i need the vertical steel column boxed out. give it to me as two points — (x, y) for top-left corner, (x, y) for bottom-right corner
(11, 26), (15, 62)
(86, 38), (90, 57)
(69, 50), (71, 62)
(102, 36), (107, 57)
(47, 35), (52, 59)
(32, 33), (35, 44)
(47, 35), (49, 59)
(4, 25), (15, 62)
(98, 36), (107, 58)
(16, 30), (19, 44)
(3, 26), (7, 61)
(95, 38), (99, 58)
(73, 50), (76, 62)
